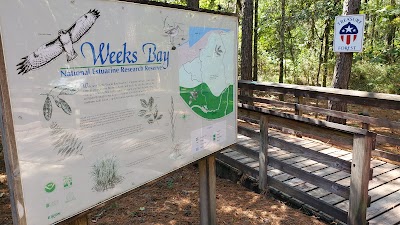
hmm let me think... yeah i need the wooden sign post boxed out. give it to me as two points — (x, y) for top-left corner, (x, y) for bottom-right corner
(199, 155), (217, 225)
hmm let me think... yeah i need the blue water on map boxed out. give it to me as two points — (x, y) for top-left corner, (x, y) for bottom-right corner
(189, 27), (230, 47)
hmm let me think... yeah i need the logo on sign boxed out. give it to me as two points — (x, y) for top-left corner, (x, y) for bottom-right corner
(340, 22), (358, 45)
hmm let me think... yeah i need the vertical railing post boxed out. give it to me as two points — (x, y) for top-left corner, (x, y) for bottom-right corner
(295, 96), (304, 117)
(348, 132), (375, 225)
(361, 108), (370, 130)
(199, 155), (217, 225)
(259, 115), (269, 191)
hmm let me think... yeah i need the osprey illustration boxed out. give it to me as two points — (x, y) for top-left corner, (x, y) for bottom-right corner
(17, 9), (100, 75)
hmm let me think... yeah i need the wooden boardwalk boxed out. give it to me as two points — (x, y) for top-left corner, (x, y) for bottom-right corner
(220, 131), (400, 225)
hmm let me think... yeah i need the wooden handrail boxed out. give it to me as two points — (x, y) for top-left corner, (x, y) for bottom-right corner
(239, 95), (400, 130)
(239, 80), (400, 110)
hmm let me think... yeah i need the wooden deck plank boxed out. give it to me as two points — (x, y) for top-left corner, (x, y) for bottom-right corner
(272, 173), (294, 182)
(368, 205), (400, 225)
(320, 193), (345, 205)
(282, 156), (309, 164)
(370, 160), (387, 168)
(369, 177), (400, 202)
(312, 167), (340, 177)
(230, 132), (400, 224)
(302, 164), (329, 173)
(366, 190), (400, 220)
(238, 156), (257, 163)
(307, 188), (332, 198)
(369, 169), (400, 189)
(284, 178), (306, 187)
(267, 168), (284, 177)
(371, 163), (399, 177)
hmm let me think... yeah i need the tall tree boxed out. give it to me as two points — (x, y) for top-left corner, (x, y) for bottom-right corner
(387, 0), (396, 62)
(327, 0), (361, 124)
(278, 0), (286, 85)
(241, 0), (254, 81)
(187, 0), (199, 8)
(253, 0), (259, 81)
(240, 0), (254, 104)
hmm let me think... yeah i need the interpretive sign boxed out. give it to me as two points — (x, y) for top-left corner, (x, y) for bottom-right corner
(333, 14), (365, 52)
(0, 1), (238, 224)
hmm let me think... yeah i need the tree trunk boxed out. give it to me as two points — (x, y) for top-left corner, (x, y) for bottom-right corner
(278, 0), (286, 85)
(241, 0), (253, 81)
(322, 19), (331, 87)
(240, 0), (254, 104)
(252, 0), (258, 81)
(316, 30), (325, 86)
(386, 0), (396, 62)
(187, 0), (199, 9)
(327, 0), (361, 124)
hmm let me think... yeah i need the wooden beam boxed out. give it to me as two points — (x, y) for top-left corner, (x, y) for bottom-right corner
(268, 176), (348, 223)
(348, 133), (375, 225)
(239, 103), (367, 136)
(199, 156), (217, 225)
(238, 107), (354, 148)
(268, 136), (352, 173)
(259, 116), (269, 191)
(216, 152), (348, 223)
(207, 155), (217, 225)
(238, 126), (259, 139)
(268, 157), (350, 199)
(237, 125), (352, 173)
(0, 30), (27, 225)
(239, 95), (400, 130)
(238, 80), (400, 110)
(230, 144), (258, 159)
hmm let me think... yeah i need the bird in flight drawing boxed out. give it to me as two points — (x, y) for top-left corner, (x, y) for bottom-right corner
(17, 9), (100, 75)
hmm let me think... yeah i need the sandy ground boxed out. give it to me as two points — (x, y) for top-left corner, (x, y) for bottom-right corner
(0, 150), (326, 225)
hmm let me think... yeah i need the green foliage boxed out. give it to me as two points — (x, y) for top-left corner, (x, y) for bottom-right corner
(350, 61), (400, 94)
(153, 0), (400, 94)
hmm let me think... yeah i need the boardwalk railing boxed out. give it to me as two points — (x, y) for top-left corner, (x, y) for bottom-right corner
(217, 81), (400, 224)
(238, 80), (400, 162)
(229, 103), (375, 224)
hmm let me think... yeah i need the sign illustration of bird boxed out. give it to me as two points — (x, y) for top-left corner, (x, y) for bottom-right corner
(17, 9), (100, 75)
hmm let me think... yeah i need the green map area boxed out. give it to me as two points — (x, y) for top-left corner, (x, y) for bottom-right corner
(180, 84), (234, 120)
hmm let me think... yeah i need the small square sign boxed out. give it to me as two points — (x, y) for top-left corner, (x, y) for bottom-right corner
(333, 14), (365, 52)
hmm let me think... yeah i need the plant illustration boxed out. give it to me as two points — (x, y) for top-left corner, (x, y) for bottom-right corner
(50, 122), (83, 157)
(168, 96), (183, 160)
(90, 155), (124, 192)
(169, 96), (176, 142)
(138, 97), (163, 124)
(42, 86), (77, 121)
(215, 45), (223, 56)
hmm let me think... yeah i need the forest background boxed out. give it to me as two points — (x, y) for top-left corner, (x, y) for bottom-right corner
(159, 0), (400, 94)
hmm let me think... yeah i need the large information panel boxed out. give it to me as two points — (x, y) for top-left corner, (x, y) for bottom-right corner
(0, 1), (237, 224)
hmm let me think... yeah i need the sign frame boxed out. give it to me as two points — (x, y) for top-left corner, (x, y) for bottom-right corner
(333, 14), (366, 53)
(0, 1), (238, 224)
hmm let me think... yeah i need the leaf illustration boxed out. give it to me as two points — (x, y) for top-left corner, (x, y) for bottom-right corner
(58, 98), (72, 115)
(154, 109), (158, 119)
(59, 87), (78, 95)
(147, 118), (154, 124)
(43, 96), (52, 121)
(144, 113), (152, 119)
(148, 97), (154, 110)
(138, 110), (147, 117)
(53, 96), (62, 108)
(140, 99), (148, 108)
(157, 114), (163, 120)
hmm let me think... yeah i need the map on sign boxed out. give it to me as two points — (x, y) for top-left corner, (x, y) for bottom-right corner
(179, 27), (235, 119)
